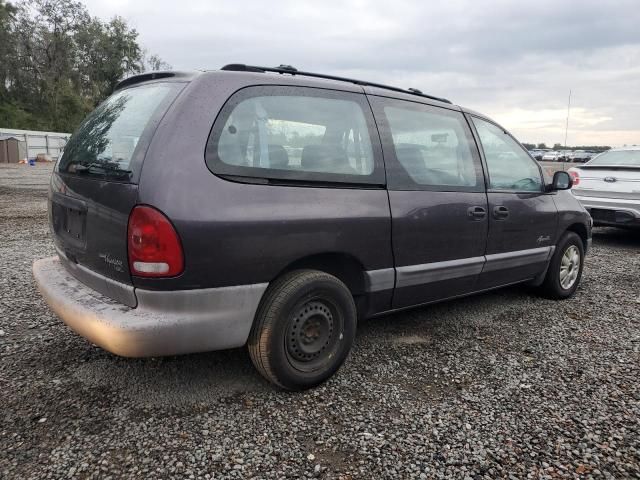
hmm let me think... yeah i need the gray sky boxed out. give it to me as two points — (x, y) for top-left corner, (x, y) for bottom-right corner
(83, 0), (640, 147)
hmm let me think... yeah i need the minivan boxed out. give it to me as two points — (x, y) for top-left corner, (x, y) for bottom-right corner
(33, 64), (592, 390)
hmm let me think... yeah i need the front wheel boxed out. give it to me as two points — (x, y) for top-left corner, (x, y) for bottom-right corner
(540, 231), (585, 299)
(248, 270), (357, 390)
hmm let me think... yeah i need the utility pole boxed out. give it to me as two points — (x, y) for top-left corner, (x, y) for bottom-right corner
(564, 90), (571, 149)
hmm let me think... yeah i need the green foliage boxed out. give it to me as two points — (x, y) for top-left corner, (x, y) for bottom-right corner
(537, 143), (547, 149)
(0, 1), (17, 98)
(0, 0), (169, 132)
(0, 102), (39, 129)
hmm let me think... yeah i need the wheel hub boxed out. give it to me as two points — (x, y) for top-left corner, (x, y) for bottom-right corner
(287, 301), (334, 362)
(560, 245), (580, 290)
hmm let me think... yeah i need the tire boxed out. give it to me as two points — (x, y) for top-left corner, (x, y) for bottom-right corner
(540, 231), (585, 299)
(248, 270), (357, 390)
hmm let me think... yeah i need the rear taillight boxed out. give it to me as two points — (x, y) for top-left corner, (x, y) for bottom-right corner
(568, 168), (580, 187)
(127, 205), (184, 277)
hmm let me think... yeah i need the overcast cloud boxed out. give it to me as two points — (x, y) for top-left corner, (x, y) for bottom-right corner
(83, 0), (640, 146)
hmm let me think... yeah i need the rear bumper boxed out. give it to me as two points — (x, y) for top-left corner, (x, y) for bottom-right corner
(572, 194), (640, 227)
(33, 256), (267, 357)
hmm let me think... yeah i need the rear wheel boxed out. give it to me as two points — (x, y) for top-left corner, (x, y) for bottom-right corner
(540, 231), (585, 299)
(248, 270), (357, 390)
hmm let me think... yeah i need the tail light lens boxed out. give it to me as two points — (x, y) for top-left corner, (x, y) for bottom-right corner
(568, 168), (580, 186)
(127, 205), (184, 277)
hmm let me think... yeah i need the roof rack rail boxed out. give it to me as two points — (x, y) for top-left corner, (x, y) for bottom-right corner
(220, 64), (452, 104)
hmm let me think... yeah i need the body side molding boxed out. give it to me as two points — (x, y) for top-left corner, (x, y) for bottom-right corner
(482, 246), (554, 273)
(395, 256), (485, 288)
(364, 268), (395, 292)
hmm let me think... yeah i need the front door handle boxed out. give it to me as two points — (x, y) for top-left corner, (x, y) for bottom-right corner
(493, 205), (510, 220)
(467, 206), (487, 220)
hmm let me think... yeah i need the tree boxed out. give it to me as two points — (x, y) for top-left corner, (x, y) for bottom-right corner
(142, 51), (172, 71)
(537, 143), (547, 149)
(0, 0), (169, 131)
(0, 1), (18, 98)
(75, 15), (146, 106)
(522, 143), (535, 150)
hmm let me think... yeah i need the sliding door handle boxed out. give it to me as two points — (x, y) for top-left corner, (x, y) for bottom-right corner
(467, 206), (487, 220)
(493, 205), (510, 219)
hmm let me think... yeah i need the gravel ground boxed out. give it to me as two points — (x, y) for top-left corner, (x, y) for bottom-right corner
(1, 163), (639, 479)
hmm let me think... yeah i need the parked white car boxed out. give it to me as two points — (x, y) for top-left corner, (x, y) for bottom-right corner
(542, 151), (561, 161)
(569, 147), (640, 229)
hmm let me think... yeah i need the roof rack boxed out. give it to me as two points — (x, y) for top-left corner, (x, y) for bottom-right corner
(220, 64), (452, 104)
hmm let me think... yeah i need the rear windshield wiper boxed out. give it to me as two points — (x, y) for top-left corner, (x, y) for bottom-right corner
(72, 162), (132, 178)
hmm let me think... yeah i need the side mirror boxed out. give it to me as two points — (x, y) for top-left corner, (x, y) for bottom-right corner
(549, 171), (572, 191)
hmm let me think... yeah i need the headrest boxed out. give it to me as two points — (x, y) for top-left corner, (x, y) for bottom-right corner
(301, 144), (350, 172)
(268, 144), (289, 168)
(395, 145), (425, 175)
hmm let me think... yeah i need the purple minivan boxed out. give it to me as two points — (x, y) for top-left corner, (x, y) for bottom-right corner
(33, 65), (591, 389)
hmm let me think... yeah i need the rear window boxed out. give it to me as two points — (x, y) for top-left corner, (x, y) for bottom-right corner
(206, 86), (384, 185)
(588, 150), (640, 167)
(58, 83), (181, 181)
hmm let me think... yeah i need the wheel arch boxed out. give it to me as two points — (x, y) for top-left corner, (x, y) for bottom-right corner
(565, 222), (589, 250)
(273, 252), (368, 296)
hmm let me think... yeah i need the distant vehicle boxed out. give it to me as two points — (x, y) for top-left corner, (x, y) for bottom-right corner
(569, 150), (590, 163)
(569, 147), (640, 229)
(542, 151), (561, 161)
(528, 150), (545, 161)
(31, 64), (592, 390)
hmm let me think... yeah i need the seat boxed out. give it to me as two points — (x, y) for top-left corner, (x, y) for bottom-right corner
(268, 144), (289, 169)
(456, 143), (476, 186)
(395, 145), (426, 180)
(301, 144), (355, 174)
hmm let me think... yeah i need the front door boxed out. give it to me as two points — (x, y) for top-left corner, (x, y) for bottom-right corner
(469, 116), (558, 289)
(369, 96), (488, 308)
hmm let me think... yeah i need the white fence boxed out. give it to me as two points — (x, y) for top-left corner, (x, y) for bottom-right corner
(0, 128), (71, 161)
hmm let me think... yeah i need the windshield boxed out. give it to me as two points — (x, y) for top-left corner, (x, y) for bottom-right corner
(588, 150), (640, 167)
(58, 83), (181, 180)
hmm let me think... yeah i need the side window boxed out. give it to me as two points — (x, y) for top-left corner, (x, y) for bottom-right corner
(206, 87), (382, 185)
(472, 117), (543, 192)
(374, 98), (483, 191)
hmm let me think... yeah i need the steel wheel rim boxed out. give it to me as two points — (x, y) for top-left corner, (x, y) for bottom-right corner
(559, 245), (580, 290)
(285, 297), (343, 373)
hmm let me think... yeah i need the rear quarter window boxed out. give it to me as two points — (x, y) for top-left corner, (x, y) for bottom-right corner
(206, 86), (385, 186)
(58, 82), (182, 182)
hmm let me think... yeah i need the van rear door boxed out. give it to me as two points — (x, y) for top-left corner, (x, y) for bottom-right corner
(50, 82), (183, 303)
